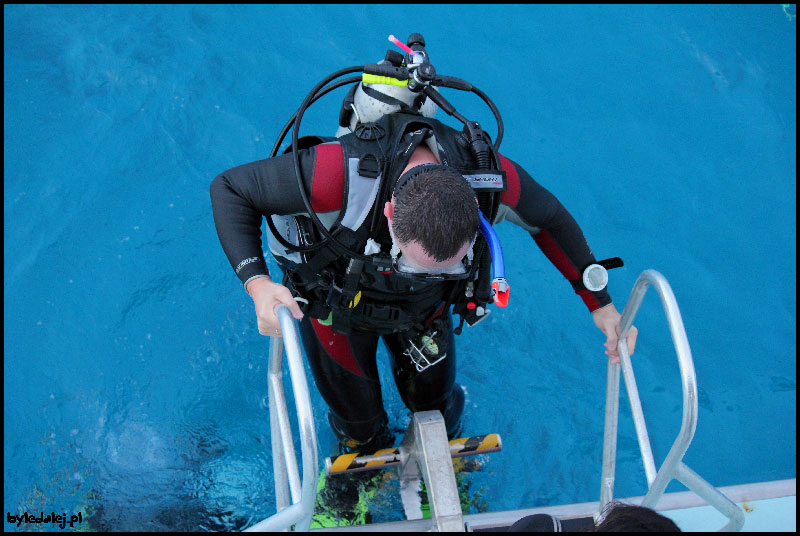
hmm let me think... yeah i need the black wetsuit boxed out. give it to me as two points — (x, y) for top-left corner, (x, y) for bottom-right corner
(210, 133), (611, 450)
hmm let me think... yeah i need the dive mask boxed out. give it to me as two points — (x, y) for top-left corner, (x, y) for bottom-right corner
(389, 232), (475, 282)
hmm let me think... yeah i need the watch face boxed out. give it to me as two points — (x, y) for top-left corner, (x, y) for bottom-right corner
(583, 264), (608, 292)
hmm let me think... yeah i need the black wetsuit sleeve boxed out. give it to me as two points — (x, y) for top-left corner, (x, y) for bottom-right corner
(497, 154), (612, 312)
(209, 147), (329, 286)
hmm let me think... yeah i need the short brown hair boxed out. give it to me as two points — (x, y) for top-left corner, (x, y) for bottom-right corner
(393, 166), (478, 261)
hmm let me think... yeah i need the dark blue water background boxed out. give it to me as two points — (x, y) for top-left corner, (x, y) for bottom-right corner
(4, 4), (796, 531)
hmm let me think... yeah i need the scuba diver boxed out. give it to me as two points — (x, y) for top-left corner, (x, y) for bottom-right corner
(210, 33), (638, 454)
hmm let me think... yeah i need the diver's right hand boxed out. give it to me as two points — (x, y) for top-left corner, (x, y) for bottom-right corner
(246, 277), (304, 338)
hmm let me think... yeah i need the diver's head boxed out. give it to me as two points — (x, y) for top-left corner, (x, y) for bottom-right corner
(384, 164), (478, 273)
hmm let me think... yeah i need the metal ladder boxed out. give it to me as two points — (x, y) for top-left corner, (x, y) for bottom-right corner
(243, 305), (501, 532)
(600, 269), (745, 531)
(245, 270), (746, 532)
(244, 305), (318, 532)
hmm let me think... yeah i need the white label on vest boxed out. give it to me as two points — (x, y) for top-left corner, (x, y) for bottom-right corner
(463, 173), (505, 190)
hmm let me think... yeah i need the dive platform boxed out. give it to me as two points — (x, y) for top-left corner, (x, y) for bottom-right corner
(243, 270), (793, 532)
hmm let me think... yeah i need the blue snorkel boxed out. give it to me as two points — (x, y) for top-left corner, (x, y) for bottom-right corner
(478, 212), (510, 307)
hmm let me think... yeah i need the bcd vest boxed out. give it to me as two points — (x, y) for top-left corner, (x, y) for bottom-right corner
(267, 112), (506, 336)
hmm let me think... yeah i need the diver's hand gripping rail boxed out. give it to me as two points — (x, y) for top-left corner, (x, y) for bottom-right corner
(599, 270), (744, 531)
(245, 306), (319, 532)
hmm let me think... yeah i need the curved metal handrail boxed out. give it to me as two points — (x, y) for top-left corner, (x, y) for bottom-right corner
(245, 305), (318, 532)
(599, 270), (744, 531)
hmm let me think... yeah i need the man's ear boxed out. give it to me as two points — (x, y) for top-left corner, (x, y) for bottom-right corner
(384, 200), (394, 220)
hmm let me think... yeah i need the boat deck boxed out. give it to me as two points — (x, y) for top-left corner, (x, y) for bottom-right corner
(311, 479), (796, 532)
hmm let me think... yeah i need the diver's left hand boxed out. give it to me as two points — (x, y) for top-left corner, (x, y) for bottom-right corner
(592, 304), (637, 364)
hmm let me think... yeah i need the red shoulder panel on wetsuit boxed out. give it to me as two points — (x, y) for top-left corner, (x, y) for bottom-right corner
(310, 143), (345, 213)
(498, 154), (521, 208)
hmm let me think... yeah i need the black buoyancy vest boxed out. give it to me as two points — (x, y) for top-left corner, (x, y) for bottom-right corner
(268, 112), (506, 336)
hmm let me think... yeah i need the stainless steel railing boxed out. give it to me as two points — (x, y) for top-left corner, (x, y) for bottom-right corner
(242, 271), (745, 532)
(245, 305), (318, 532)
(599, 270), (744, 531)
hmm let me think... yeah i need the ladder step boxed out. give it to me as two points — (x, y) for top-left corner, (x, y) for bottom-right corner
(325, 433), (502, 475)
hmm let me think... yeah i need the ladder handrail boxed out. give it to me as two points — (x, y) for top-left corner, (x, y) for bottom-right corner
(245, 305), (319, 532)
(599, 270), (744, 531)
(240, 272), (745, 531)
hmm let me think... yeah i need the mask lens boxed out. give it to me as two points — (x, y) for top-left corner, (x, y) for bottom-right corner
(392, 251), (470, 280)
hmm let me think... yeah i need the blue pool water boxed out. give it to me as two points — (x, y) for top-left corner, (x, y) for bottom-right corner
(4, 4), (795, 531)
